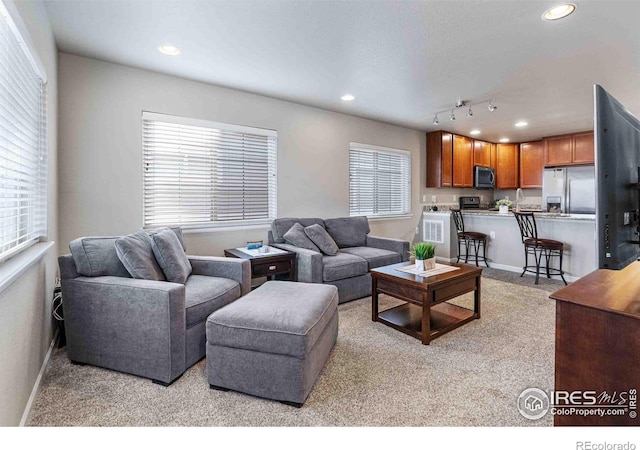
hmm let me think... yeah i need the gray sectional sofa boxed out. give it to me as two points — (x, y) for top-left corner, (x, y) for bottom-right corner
(268, 216), (410, 303)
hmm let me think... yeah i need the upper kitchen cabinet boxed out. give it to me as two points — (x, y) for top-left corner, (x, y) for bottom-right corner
(473, 140), (492, 167)
(519, 141), (544, 188)
(453, 134), (474, 187)
(544, 131), (594, 166)
(426, 131), (453, 187)
(495, 143), (519, 189)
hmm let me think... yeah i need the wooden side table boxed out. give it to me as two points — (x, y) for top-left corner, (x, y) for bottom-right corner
(224, 247), (296, 285)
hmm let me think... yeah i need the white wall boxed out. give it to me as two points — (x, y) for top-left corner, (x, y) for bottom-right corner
(0, 0), (58, 426)
(58, 53), (425, 255)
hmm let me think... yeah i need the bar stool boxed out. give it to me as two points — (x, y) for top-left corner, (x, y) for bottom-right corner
(513, 212), (567, 285)
(451, 209), (489, 267)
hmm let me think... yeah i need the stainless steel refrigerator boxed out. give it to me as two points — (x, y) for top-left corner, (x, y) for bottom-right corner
(542, 166), (595, 214)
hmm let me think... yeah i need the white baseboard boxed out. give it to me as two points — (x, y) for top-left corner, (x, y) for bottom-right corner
(488, 262), (578, 283)
(19, 329), (58, 427)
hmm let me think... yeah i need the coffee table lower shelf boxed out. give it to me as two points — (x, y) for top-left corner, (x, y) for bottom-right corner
(377, 302), (476, 341)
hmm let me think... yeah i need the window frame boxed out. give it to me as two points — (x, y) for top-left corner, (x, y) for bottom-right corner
(141, 111), (277, 231)
(349, 142), (412, 220)
(0, 1), (48, 264)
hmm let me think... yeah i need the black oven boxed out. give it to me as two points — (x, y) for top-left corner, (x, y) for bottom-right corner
(474, 166), (495, 189)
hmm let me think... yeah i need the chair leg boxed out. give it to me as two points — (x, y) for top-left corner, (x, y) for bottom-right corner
(464, 240), (470, 263)
(545, 249), (552, 278)
(456, 239), (461, 263)
(559, 249), (567, 285)
(521, 246), (528, 277)
(534, 247), (542, 285)
(474, 240), (480, 267)
(482, 240), (489, 267)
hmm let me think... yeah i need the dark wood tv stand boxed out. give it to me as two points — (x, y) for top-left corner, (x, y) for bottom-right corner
(549, 261), (640, 426)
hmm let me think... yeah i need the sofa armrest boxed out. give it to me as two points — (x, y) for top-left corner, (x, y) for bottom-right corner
(58, 254), (79, 279)
(61, 276), (186, 384)
(188, 256), (252, 296)
(270, 243), (323, 283)
(366, 235), (410, 262)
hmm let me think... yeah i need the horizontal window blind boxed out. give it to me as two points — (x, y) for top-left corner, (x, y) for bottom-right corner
(349, 143), (411, 218)
(143, 112), (277, 229)
(0, 4), (47, 262)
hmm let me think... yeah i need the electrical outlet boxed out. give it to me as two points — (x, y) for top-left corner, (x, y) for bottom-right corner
(453, 195), (457, 202)
(505, 195), (510, 201)
(431, 195), (437, 203)
(490, 231), (496, 239)
(480, 195), (484, 202)
(415, 227), (419, 234)
(422, 194), (427, 202)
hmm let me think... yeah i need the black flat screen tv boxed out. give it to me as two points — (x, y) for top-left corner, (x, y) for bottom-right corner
(594, 84), (640, 269)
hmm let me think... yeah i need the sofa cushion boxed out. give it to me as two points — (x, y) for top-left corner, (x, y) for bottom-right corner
(185, 275), (240, 328)
(271, 217), (325, 244)
(206, 281), (338, 358)
(324, 216), (370, 248)
(283, 222), (321, 253)
(305, 224), (339, 256)
(69, 236), (132, 278)
(340, 246), (402, 270)
(147, 227), (186, 251)
(114, 231), (166, 281)
(150, 229), (192, 284)
(322, 251), (368, 282)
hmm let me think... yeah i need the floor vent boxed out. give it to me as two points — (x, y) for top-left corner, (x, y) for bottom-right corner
(423, 219), (444, 244)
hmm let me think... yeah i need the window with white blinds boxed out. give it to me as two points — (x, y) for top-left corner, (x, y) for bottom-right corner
(142, 112), (277, 229)
(0, 4), (47, 262)
(349, 143), (411, 218)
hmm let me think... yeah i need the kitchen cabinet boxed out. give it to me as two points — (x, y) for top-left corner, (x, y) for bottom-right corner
(544, 131), (594, 166)
(453, 134), (473, 187)
(473, 140), (491, 167)
(519, 141), (544, 188)
(495, 143), (519, 189)
(426, 131), (453, 187)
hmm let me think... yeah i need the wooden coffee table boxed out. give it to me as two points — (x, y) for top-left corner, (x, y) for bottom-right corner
(371, 262), (481, 345)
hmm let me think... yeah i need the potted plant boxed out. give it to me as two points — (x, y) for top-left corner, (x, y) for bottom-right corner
(496, 198), (512, 215)
(410, 242), (437, 271)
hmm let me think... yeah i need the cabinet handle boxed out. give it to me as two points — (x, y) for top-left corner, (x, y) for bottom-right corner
(269, 265), (277, 270)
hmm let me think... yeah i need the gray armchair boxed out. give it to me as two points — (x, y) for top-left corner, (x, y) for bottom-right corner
(269, 217), (409, 303)
(58, 232), (250, 386)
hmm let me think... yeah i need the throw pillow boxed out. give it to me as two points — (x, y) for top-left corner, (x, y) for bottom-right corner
(115, 231), (166, 281)
(283, 223), (321, 253)
(304, 224), (339, 256)
(150, 228), (192, 284)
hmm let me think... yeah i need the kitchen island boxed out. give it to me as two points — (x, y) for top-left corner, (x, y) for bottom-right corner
(425, 210), (596, 281)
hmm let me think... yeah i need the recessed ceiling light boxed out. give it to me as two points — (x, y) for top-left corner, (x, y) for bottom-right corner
(515, 121), (528, 127)
(158, 44), (181, 56)
(499, 138), (510, 143)
(542, 4), (576, 21)
(470, 130), (481, 135)
(341, 94), (355, 101)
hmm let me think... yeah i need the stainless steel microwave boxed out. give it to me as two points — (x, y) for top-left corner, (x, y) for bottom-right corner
(474, 166), (495, 189)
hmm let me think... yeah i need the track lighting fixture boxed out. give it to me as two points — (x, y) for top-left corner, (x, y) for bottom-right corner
(430, 97), (497, 125)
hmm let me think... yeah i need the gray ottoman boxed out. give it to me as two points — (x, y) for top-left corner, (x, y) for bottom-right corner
(206, 281), (338, 407)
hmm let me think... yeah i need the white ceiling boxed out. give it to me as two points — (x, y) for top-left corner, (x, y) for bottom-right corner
(43, 0), (640, 142)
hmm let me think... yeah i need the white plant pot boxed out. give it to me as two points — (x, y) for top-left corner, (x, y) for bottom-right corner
(415, 259), (425, 270)
(499, 205), (509, 215)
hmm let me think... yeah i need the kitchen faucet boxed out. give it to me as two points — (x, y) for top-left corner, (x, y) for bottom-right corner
(516, 188), (525, 212)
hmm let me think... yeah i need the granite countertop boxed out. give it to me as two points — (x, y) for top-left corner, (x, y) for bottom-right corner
(458, 209), (596, 221)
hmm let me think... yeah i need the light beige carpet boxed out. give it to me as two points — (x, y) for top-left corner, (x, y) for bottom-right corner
(29, 270), (562, 426)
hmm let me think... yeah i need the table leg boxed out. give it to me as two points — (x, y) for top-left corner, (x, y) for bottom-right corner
(372, 276), (378, 322)
(290, 256), (296, 282)
(421, 291), (431, 345)
(474, 275), (482, 319)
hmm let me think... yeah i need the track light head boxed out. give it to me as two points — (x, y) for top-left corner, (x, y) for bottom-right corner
(467, 105), (473, 117)
(432, 113), (439, 125)
(488, 100), (497, 112)
(449, 110), (455, 121)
